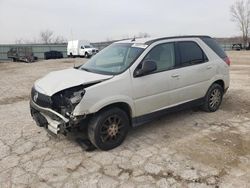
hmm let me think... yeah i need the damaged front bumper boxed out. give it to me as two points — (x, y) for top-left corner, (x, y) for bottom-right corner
(30, 100), (70, 135)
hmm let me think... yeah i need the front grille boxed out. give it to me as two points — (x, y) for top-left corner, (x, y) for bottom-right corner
(31, 87), (52, 108)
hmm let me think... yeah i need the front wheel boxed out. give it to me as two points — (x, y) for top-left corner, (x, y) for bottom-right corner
(88, 108), (130, 150)
(201, 83), (223, 112)
(85, 52), (89, 58)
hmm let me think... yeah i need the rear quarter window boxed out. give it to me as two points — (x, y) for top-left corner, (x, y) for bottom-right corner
(201, 37), (227, 59)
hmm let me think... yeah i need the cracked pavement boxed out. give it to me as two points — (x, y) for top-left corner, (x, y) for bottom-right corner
(0, 52), (250, 188)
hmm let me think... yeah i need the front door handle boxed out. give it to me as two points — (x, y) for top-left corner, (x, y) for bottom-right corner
(171, 74), (180, 78)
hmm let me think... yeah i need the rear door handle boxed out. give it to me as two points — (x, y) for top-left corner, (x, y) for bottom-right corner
(207, 66), (212, 70)
(171, 74), (180, 78)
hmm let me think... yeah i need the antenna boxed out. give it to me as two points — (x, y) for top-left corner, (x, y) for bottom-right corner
(131, 36), (136, 42)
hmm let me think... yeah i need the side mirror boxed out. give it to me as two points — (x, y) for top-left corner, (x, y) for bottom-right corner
(134, 60), (157, 77)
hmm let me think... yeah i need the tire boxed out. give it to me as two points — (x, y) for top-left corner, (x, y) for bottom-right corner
(201, 83), (223, 112)
(88, 108), (130, 150)
(85, 52), (89, 58)
(26, 57), (32, 63)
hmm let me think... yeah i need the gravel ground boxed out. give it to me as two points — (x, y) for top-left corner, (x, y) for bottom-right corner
(0, 52), (250, 188)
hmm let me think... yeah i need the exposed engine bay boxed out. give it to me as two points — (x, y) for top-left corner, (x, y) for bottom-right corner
(51, 85), (86, 118)
(30, 81), (101, 134)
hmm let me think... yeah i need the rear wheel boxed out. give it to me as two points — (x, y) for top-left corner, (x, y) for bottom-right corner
(202, 83), (223, 112)
(88, 108), (129, 150)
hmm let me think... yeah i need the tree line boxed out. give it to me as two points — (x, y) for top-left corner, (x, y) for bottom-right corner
(15, 30), (67, 44)
(231, 0), (250, 48)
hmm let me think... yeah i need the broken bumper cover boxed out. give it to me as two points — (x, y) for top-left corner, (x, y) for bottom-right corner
(30, 100), (69, 135)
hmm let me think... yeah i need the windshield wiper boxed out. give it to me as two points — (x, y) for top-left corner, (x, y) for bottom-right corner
(81, 67), (92, 72)
(74, 64), (82, 69)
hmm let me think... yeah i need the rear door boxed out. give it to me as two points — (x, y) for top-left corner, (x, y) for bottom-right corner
(173, 40), (216, 102)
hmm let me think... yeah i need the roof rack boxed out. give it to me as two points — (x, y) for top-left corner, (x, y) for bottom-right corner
(145, 35), (211, 45)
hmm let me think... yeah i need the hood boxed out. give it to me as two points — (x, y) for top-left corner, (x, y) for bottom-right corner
(34, 68), (113, 96)
(87, 48), (97, 51)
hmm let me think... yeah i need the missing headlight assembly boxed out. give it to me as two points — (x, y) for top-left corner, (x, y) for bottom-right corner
(51, 85), (85, 118)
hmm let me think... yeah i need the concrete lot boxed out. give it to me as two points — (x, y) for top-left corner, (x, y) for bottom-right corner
(0, 52), (250, 188)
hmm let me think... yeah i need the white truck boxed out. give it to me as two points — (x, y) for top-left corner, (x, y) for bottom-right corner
(67, 40), (98, 58)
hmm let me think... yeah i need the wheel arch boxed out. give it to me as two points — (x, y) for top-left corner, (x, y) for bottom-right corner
(212, 79), (225, 92)
(96, 102), (133, 125)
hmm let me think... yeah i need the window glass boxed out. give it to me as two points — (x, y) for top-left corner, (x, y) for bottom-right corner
(144, 43), (175, 72)
(80, 43), (144, 75)
(201, 37), (227, 59)
(178, 42), (207, 66)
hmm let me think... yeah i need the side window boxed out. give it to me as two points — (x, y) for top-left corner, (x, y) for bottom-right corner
(144, 43), (175, 72)
(178, 41), (207, 66)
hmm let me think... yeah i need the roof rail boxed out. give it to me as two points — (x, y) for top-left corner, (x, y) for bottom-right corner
(145, 35), (211, 45)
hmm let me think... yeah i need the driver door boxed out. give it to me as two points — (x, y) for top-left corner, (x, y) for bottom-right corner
(131, 43), (181, 117)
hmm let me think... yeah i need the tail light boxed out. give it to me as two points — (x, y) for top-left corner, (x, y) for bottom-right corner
(223, 56), (231, 66)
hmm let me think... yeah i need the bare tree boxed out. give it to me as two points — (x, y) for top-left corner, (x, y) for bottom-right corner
(53, 35), (67, 44)
(231, 0), (250, 48)
(15, 38), (37, 44)
(106, 37), (113, 42)
(137, 32), (151, 38)
(15, 31), (66, 44)
(15, 38), (24, 44)
(40, 29), (54, 44)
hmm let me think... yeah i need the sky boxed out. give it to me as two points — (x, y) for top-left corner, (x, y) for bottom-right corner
(0, 0), (239, 44)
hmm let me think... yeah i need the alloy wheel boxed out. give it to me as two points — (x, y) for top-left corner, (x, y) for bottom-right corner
(209, 88), (221, 109)
(100, 115), (124, 143)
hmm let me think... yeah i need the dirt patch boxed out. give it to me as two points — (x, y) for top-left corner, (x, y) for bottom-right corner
(228, 51), (250, 65)
(174, 128), (250, 169)
(61, 59), (77, 63)
(222, 90), (250, 115)
(210, 131), (250, 157)
(0, 95), (30, 105)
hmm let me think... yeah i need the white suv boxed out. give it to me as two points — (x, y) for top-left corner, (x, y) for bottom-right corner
(30, 36), (230, 150)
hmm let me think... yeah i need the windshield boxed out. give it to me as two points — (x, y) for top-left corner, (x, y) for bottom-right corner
(85, 45), (92, 48)
(80, 43), (145, 75)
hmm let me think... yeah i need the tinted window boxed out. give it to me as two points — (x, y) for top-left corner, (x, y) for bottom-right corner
(201, 37), (227, 59)
(178, 41), (207, 66)
(145, 43), (175, 72)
